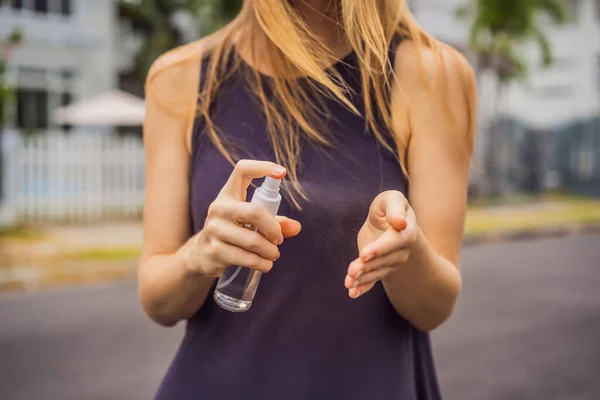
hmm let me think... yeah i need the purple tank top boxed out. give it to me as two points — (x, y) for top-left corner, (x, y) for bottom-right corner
(154, 44), (442, 400)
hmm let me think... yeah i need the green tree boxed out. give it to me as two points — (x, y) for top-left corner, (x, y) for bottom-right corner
(456, 0), (570, 196)
(119, 0), (243, 90)
(198, 0), (244, 33)
(0, 1), (24, 129)
(0, 0), (24, 202)
(458, 0), (569, 86)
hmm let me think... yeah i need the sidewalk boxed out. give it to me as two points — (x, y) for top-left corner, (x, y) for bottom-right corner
(0, 222), (142, 292)
(464, 197), (600, 243)
(2, 197), (599, 292)
(0, 222), (142, 262)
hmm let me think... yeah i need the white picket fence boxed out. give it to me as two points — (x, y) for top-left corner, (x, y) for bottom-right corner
(1, 131), (145, 223)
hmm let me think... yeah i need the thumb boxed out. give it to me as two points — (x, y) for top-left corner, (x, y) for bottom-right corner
(380, 191), (409, 231)
(275, 216), (302, 238)
(386, 213), (407, 232)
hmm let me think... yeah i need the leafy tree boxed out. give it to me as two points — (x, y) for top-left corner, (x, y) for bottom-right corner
(1, 1), (24, 129)
(119, 0), (243, 89)
(456, 0), (569, 196)
(0, 0), (24, 201)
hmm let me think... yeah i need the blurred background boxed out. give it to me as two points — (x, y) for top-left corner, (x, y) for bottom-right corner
(0, 0), (599, 399)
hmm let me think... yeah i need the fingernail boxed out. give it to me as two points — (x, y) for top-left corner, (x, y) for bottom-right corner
(355, 271), (363, 279)
(353, 280), (360, 288)
(272, 165), (286, 175)
(279, 235), (284, 245)
(362, 253), (374, 262)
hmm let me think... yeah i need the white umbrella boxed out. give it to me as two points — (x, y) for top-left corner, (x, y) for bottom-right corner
(52, 90), (145, 126)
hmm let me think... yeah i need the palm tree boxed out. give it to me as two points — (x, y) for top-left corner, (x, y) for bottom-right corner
(119, 0), (243, 92)
(456, 0), (570, 196)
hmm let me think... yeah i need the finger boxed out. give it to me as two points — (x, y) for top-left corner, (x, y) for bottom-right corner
(345, 266), (396, 290)
(348, 281), (377, 299)
(347, 248), (408, 278)
(360, 227), (412, 262)
(220, 160), (286, 199)
(380, 191), (409, 231)
(211, 240), (274, 273)
(347, 258), (365, 279)
(212, 199), (283, 244)
(212, 222), (280, 261)
(275, 216), (302, 238)
(367, 190), (408, 231)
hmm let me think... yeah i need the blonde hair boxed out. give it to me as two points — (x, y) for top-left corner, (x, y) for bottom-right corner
(196, 0), (475, 207)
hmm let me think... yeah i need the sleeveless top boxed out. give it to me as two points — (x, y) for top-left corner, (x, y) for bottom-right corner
(154, 42), (442, 400)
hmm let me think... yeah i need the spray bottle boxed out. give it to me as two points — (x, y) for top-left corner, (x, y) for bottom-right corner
(214, 177), (282, 312)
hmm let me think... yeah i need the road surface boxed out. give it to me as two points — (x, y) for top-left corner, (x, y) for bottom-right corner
(1, 235), (599, 399)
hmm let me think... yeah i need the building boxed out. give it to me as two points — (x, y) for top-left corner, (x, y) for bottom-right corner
(0, 0), (120, 134)
(0, 0), (146, 225)
(2, 0), (599, 133)
(413, 0), (600, 195)
(1, 0), (598, 205)
(413, 0), (600, 129)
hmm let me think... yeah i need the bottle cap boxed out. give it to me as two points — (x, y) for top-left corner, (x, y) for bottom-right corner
(256, 177), (282, 202)
(263, 177), (281, 192)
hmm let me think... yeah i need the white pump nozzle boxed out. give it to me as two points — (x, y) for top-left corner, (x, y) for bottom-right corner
(263, 177), (281, 192)
(252, 177), (282, 209)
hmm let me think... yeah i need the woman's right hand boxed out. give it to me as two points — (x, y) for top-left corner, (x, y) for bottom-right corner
(179, 160), (302, 278)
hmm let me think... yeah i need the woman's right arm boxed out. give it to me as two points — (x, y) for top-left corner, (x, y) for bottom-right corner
(139, 49), (301, 327)
(138, 54), (213, 326)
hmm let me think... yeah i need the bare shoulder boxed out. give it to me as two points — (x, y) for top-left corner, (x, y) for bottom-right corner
(393, 38), (477, 148)
(394, 39), (476, 96)
(146, 39), (212, 87)
(145, 38), (217, 117)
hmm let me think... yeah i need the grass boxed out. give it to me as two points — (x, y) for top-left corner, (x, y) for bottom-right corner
(61, 247), (141, 262)
(0, 246), (141, 270)
(465, 196), (600, 235)
(0, 226), (45, 241)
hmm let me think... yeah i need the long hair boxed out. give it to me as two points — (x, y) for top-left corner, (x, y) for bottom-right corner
(197, 0), (476, 207)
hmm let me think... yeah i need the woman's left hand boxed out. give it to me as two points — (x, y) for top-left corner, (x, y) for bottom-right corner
(345, 190), (421, 299)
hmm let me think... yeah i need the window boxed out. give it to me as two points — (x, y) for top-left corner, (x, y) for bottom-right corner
(34, 0), (47, 13)
(17, 89), (49, 130)
(11, 0), (72, 15)
(60, 0), (71, 16)
(61, 69), (74, 81)
(15, 68), (75, 133)
(60, 92), (73, 132)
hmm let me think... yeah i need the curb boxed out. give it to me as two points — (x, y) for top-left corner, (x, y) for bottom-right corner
(463, 223), (600, 246)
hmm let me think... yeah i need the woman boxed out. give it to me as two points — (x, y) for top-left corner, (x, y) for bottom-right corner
(141, 0), (476, 398)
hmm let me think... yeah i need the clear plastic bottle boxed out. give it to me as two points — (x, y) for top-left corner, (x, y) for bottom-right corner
(214, 177), (282, 312)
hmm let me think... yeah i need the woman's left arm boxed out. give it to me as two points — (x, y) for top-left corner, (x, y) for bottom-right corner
(345, 42), (477, 332)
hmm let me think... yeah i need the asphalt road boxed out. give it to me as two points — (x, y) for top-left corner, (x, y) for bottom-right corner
(1, 235), (599, 400)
